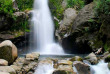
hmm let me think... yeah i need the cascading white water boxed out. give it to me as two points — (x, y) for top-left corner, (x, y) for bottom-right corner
(31, 0), (64, 54)
(84, 60), (110, 74)
(90, 60), (110, 74)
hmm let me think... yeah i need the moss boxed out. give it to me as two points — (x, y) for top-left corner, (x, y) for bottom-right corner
(0, 46), (13, 64)
(105, 55), (110, 62)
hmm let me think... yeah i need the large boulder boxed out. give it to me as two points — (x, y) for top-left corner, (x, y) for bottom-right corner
(73, 2), (95, 30)
(73, 61), (90, 74)
(0, 40), (18, 64)
(58, 8), (77, 39)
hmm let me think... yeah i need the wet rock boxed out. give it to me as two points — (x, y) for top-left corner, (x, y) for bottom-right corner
(12, 0), (19, 11)
(0, 40), (18, 64)
(26, 52), (40, 61)
(58, 60), (73, 65)
(59, 8), (77, 38)
(73, 61), (90, 74)
(53, 70), (76, 74)
(0, 59), (8, 66)
(10, 65), (21, 72)
(22, 62), (37, 73)
(13, 57), (26, 66)
(85, 52), (98, 64)
(39, 59), (53, 65)
(108, 62), (110, 70)
(104, 54), (110, 62)
(69, 56), (83, 62)
(73, 2), (95, 30)
(0, 72), (9, 74)
(0, 66), (16, 74)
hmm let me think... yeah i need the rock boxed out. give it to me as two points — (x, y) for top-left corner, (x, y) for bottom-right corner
(23, 62), (37, 73)
(53, 64), (76, 74)
(58, 60), (73, 65)
(62, 0), (67, 9)
(39, 59), (53, 65)
(53, 70), (76, 74)
(104, 54), (110, 62)
(85, 52), (98, 64)
(108, 62), (110, 70)
(26, 52), (40, 60)
(73, 61), (90, 74)
(0, 66), (16, 74)
(10, 65), (21, 72)
(0, 72), (9, 74)
(0, 59), (8, 66)
(13, 12), (26, 18)
(0, 40), (18, 64)
(69, 56), (83, 62)
(73, 2), (95, 30)
(12, 0), (19, 11)
(13, 57), (26, 66)
(59, 8), (77, 38)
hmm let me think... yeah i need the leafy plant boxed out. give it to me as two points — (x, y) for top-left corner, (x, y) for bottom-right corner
(16, 0), (33, 11)
(67, 0), (85, 10)
(0, 0), (14, 15)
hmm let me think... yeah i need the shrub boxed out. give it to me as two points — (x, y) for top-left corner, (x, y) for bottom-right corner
(67, 0), (85, 10)
(16, 0), (33, 11)
(0, 0), (14, 15)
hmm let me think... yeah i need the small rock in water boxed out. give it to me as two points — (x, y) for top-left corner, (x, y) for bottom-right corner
(0, 59), (8, 66)
(58, 60), (73, 65)
(73, 61), (90, 74)
(85, 52), (98, 64)
(26, 52), (40, 61)
(69, 56), (83, 62)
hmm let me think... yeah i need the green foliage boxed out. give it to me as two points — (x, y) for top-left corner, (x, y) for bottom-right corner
(0, 0), (14, 15)
(49, 0), (64, 29)
(16, 0), (33, 11)
(67, 0), (85, 10)
(94, 0), (110, 16)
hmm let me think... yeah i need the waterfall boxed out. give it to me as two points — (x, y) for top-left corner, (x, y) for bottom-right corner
(30, 0), (64, 54)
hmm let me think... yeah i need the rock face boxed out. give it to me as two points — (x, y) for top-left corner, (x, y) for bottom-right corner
(73, 2), (95, 30)
(12, 0), (19, 11)
(0, 59), (8, 66)
(73, 61), (90, 74)
(58, 8), (77, 39)
(85, 52), (98, 64)
(0, 40), (18, 64)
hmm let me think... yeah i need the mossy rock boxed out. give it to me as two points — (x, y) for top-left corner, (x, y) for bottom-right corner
(69, 56), (83, 62)
(0, 40), (18, 64)
(105, 55), (110, 62)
